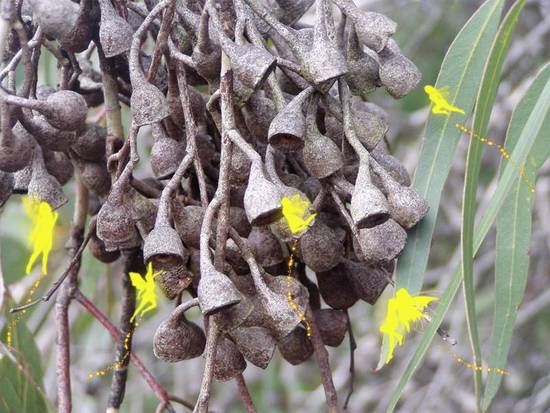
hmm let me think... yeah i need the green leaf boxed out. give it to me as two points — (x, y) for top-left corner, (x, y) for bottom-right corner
(460, 0), (526, 405)
(0, 308), (49, 412)
(0, 236), (30, 285)
(385, 63), (550, 412)
(395, 0), (505, 293)
(482, 63), (550, 410)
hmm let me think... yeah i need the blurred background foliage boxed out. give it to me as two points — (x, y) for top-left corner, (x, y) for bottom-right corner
(1, 0), (550, 412)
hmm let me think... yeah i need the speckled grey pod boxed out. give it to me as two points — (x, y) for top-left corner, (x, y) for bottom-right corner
(0, 171), (14, 207)
(72, 124), (107, 162)
(143, 224), (189, 265)
(277, 326), (314, 365)
(173, 205), (204, 249)
(19, 114), (77, 152)
(242, 92), (277, 143)
(229, 207), (252, 237)
(352, 107), (389, 150)
(299, 220), (343, 272)
(229, 326), (276, 369)
(371, 145), (411, 187)
(213, 335), (247, 382)
(98, 0), (133, 57)
(316, 266), (359, 310)
(27, 0), (82, 50)
(378, 40), (421, 99)
(43, 150), (74, 186)
(0, 123), (34, 173)
(354, 218), (407, 263)
(372, 162), (428, 229)
(315, 309), (347, 347)
(13, 164), (32, 192)
(42, 91), (88, 131)
(27, 147), (68, 210)
(216, 292), (255, 333)
(153, 256), (194, 299)
(343, 258), (394, 305)
(243, 161), (282, 226)
(229, 146), (252, 186)
(130, 80), (170, 126)
(248, 226), (285, 268)
(153, 311), (206, 362)
(197, 259), (242, 316)
(268, 88), (312, 152)
(89, 226), (121, 263)
(271, 0), (315, 26)
(77, 159), (111, 197)
(351, 160), (389, 229)
(224, 239), (250, 275)
(151, 123), (186, 179)
(345, 26), (381, 96)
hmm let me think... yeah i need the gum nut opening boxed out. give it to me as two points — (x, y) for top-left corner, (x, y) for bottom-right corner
(213, 335), (247, 382)
(45, 90), (88, 131)
(350, 181), (390, 229)
(197, 262), (242, 316)
(353, 218), (407, 263)
(243, 163), (283, 226)
(143, 225), (188, 264)
(299, 220), (343, 272)
(315, 308), (348, 347)
(229, 326), (276, 369)
(153, 316), (206, 362)
(277, 326), (314, 365)
(268, 105), (306, 152)
(130, 82), (170, 126)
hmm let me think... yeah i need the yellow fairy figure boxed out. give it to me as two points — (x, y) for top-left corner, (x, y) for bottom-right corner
(23, 196), (59, 275)
(129, 262), (162, 322)
(281, 193), (317, 236)
(424, 85), (465, 115)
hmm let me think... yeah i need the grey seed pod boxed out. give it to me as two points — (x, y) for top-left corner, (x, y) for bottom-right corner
(27, 147), (68, 210)
(352, 107), (389, 150)
(271, 0), (315, 26)
(152, 256), (194, 299)
(315, 309), (347, 347)
(371, 145), (411, 187)
(248, 226), (285, 268)
(229, 146), (252, 186)
(0, 123), (34, 173)
(77, 159), (111, 197)
(154, 310), (206, 362)
(268, 87), (312, 152)
(89, 226), (121, 263)
(213, 335), (247, 382)
(243, 161), (282, 226)
(299, 220), (343, 272)
(345, 27), (381, 96)
(354, 218), (407, 263)
(130, 80), (171, 127)
(42, 91), (88, 132)
(0, 171), (14, 207)
(143, 224), (189, 265)
(316, 266), (359, 310)
(151, 123), (186, 179)
(372, 162), (428, 229)
(277, 326), (314, 365)
(343, 258), (394, 305)
(98, 0), (134, 58)
(229, 207), (252, 237)
(173, 205), (204, 249)
(350, 160), (389, 229)
(378, 41), (421, 99)
(72, 124), (107, 162)
(242, 92), (277, 143)
(18, 114), (77, 152)
(13, 164), (32, 192)
(225, 239), (250, 275)
(197, 259), (242, 316)
(229, 326), (276, 369)
(43, 150), (74, 186)
(216, 292), (256, 333)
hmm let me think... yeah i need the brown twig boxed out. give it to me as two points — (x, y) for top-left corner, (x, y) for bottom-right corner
(343, 310), (356, 410)
(235, 373), (257, 413)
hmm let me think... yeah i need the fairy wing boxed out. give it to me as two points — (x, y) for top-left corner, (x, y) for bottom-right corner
(129, 272), (147, 291)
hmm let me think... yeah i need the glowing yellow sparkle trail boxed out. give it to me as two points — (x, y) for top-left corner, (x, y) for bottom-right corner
(23, 196), (58, 275)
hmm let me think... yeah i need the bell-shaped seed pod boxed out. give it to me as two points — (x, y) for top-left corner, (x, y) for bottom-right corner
(98, 0), (133, 57)
(27, 147), (68, 210)
(354, 218), (407, 263)
(0, 171), (14, 207)
(97, 181), (140, 249)
(229, 146), (252, 186)
(343, 258), (393, 305)
(315, 309), (347, 347)
(299, 220), (343, 273)
(301, 0), (348, 87)
(345, 26), (381, 96)
(334, 0), (396, 52)
(352, 107), (388, 151)
(371, 161), (428, 229)
(143, 224), (189, 265)
(229, 207), (252, 238)
(150, 123), (186, 179)
(303, 97), (343, 179)
(89, 226), (121, 263)
(191, 11), (222, 83)
(277, 326), (314, 365)
(13, 164), (32, 192)
(72, 124), (107, 162)
(0, 123), (34, 173)
(154, 310), (206, 362)
(173, 205), (204, 249)
(43, 150), (74, 186)
(153, 256), (194, 299)
(213, 335), (247, 382)
(243, 161), (282, 226)
(242, 92), (277, 143)
(248, 227), (285, 268)
(370, 145), (411, 187)
(378, 41), (421, 99)
(316, 267), (359, 310)
(350, 159), (389, 229)
(229, 326), (276, 369)
(216, 292), (255, 333)
(197, 259), (242, 316)
(268, 88), (313, 152)
(77, 159), (111, 197)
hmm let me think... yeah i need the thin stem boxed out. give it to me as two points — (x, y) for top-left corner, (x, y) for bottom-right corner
(235, 374), (257, 413)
